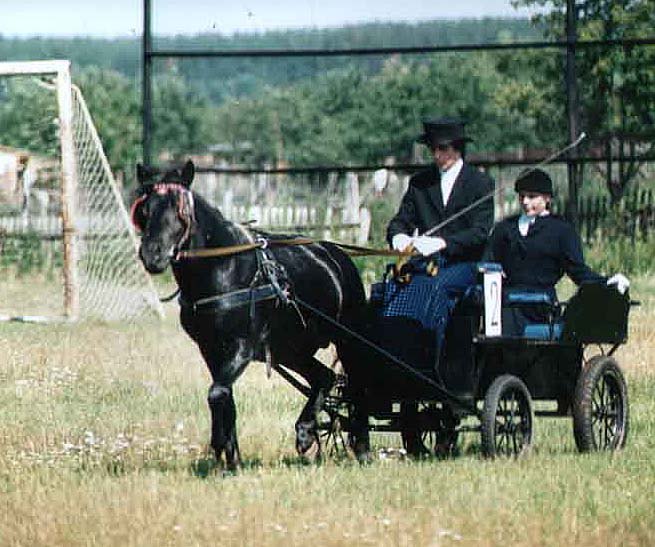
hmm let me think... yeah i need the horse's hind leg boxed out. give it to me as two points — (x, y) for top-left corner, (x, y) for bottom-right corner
(293, 357), (336, 456)
(338, 340), (371, 462)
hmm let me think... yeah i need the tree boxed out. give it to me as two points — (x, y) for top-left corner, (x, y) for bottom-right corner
(213, 53), (554, 167)
(74, 67), (141, 179)
(0, 77), (59, 157)
(151, 70), (216, 161)
(512, 0), (655, 200)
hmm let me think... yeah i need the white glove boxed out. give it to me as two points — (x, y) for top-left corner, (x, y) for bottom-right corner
(607, 273), (630, 295)
(391, 233), (414, 251)
(412, 235), (447, 257)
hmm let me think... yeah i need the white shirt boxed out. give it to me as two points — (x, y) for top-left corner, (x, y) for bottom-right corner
(440, 158), (463, 206)
(518, 211), (550, 237)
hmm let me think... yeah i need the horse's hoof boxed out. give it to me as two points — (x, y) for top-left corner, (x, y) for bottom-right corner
(355, 449), (372, 465)
(295, 421), (318, 455)
(349, 436), (372, 464)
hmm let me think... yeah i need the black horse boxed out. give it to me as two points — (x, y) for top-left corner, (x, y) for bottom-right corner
(132, 160), (369, 468)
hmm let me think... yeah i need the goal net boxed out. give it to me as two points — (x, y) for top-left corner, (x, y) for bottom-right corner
(0, 60), (163, 321)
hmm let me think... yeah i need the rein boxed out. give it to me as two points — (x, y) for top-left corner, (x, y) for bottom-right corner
(176, 236), (315, 260)
(131, 184), (409, 260)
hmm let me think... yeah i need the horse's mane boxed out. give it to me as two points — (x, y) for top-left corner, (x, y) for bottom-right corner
(189, 191), (226, 223)
(191, 191), (304, 241)
(249, 228), (306, 241)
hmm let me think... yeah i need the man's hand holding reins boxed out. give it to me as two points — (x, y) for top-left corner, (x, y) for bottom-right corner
(391, 233), (414, 252)
(412, 235), (446, 256)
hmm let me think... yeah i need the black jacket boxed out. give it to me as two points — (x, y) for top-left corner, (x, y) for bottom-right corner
(484, 213), (605, 289)
(387, 163), (495, 263)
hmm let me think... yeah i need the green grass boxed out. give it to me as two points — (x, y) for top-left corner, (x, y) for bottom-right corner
(0, 280), (654, 546)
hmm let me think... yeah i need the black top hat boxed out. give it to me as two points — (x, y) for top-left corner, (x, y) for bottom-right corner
(514, 168), (554, 196)
(416, 117), (472, 146)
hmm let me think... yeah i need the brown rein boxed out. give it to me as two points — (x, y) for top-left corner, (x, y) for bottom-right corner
(176, 237), (315, 260)
(130, 185), (412, 260)
(176, 238), (413, 260)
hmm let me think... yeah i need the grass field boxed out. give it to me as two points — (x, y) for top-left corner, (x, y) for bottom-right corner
(0, 277), (654, 546)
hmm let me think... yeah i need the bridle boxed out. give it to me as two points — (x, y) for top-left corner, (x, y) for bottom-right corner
(130, 182), (196, 259)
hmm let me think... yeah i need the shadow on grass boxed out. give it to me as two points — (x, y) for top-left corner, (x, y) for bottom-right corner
(189, 456), (264, 478)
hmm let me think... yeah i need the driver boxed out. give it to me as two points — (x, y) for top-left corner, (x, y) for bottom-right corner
(384, 117), (495, 358)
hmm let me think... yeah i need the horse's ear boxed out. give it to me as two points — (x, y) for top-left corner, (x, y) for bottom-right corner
(137, 163), (153, 185)
(181, 160), (195, 187)
(137, 163), (146, 184)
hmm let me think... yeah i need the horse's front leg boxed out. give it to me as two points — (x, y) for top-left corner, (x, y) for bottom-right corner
(201, 338), (251, 470)
(207, 383), (241, 469)
(292, 357), (336, 456)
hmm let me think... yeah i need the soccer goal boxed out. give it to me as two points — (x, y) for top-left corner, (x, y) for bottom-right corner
(0, 60), (163, 321)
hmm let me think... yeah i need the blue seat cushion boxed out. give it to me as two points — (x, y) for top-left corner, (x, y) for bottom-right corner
(506, 291), (555, 306)
(522, 322), (563, 340)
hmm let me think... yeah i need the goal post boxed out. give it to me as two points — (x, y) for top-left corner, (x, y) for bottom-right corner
(0, 60), (163, 321)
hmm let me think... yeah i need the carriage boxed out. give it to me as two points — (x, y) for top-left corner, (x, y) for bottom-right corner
(305, 263), (633, 459)
(133, 160), (633, 465)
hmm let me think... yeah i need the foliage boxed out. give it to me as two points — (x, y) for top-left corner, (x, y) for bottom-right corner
(214, 52), (563, 167)
(0, 77), (59, 157)
(75, 67), (142, 177)
(587, 235), (655, 276)
(0, 233), (61, 275)
(0, 66), (217, 185)
(1, 14), (652, 195)
(150, 70), (216, 160)
(511, 0), (655, 199)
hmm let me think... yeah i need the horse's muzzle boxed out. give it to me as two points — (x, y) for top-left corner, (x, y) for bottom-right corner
(139, 242), (172, 274)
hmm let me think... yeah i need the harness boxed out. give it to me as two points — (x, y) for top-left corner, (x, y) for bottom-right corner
(178, 243), (297, 320)
(130, 182), (196, 257)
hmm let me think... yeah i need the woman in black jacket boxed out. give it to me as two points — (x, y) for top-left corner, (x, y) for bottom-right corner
(485, 168), (629, 335)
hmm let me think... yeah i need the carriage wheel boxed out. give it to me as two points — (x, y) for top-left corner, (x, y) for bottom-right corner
(481, 375), (534, 458)
(400, 403), (459, 458)
(573, 355), (629, 452)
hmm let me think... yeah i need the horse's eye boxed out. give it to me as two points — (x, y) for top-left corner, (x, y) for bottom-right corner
(141, 200), (152, 217)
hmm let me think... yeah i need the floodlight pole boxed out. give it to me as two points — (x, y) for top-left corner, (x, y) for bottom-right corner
(142, 0), (153, 165)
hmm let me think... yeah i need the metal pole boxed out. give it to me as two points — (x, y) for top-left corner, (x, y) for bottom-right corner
(566, 0), (581, 227)
(142, 0), (153, 165)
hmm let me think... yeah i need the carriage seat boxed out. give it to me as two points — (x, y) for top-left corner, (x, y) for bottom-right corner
(471, 263), (563, 340)
(511, 282), (630, 342)
(505, 291), (556, 306)
(502, 287), (562, 340)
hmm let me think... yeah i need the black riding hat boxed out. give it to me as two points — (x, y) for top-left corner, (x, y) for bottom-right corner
(416, 117), (472, 146)
(514, 168), (554, 196)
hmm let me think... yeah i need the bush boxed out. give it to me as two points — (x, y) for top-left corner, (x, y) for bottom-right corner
(586, 236), (655, 277)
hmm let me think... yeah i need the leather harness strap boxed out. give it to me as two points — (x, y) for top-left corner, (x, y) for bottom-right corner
(176, 236), (315, 260)
(179, 283), (279, 314)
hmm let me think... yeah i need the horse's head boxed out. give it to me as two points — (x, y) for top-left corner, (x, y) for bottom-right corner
(131, 160), (196, 274)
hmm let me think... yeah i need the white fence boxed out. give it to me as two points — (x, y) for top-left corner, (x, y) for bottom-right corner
(0, 203), (371, 244)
